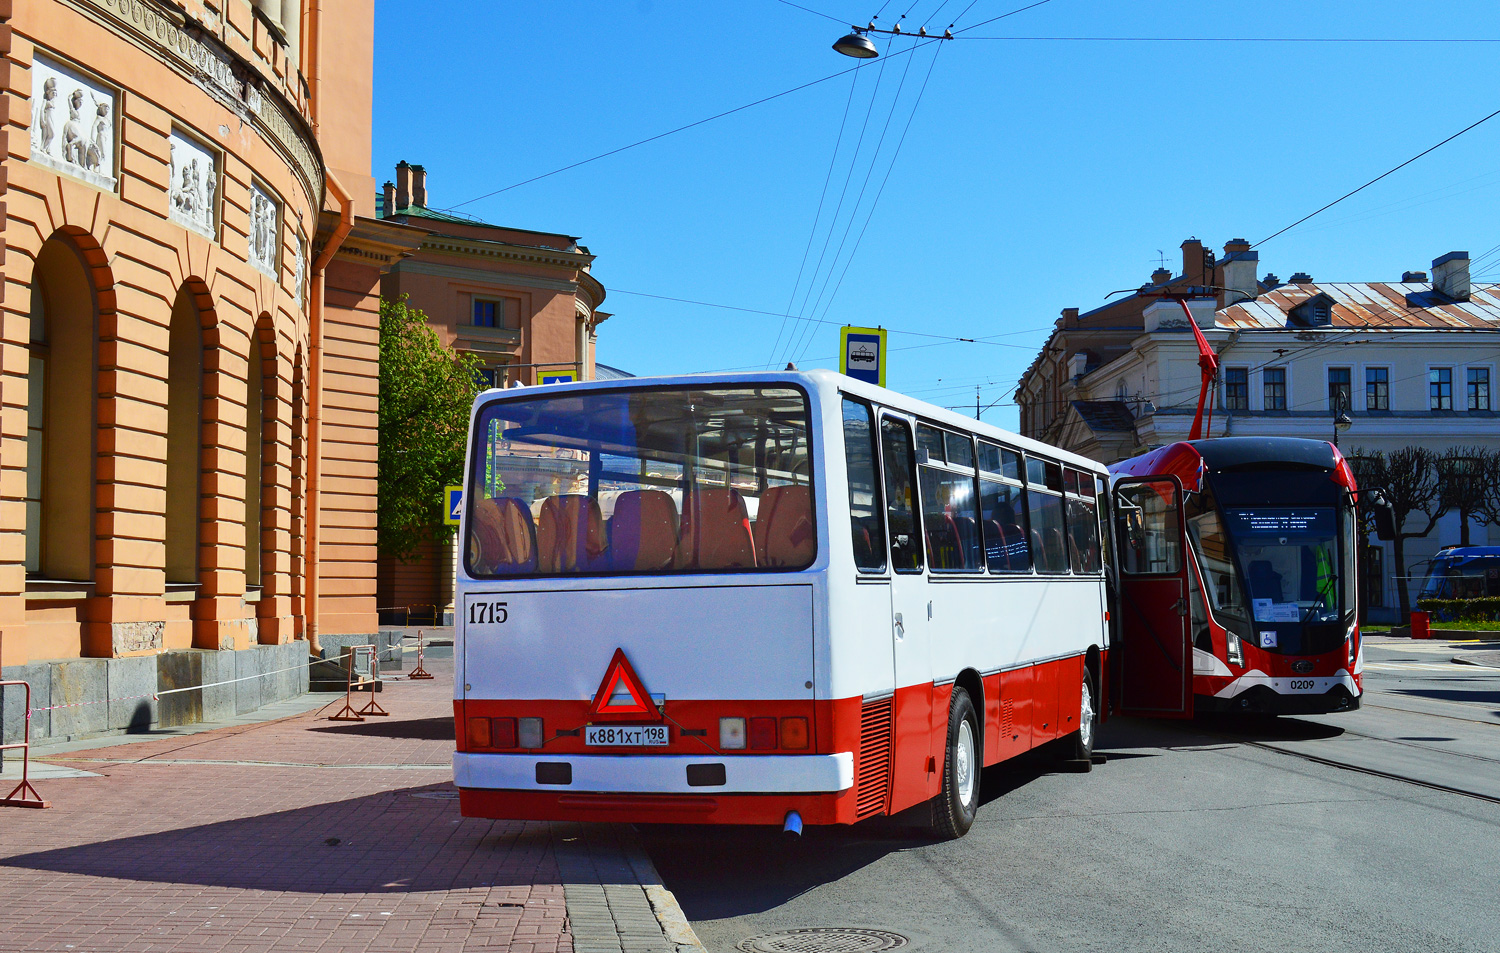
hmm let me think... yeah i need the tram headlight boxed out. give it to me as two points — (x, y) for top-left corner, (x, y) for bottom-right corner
(1226, 633), (1244, 667)
(518, 717), (544, 749)
(719, 717), (747, 749)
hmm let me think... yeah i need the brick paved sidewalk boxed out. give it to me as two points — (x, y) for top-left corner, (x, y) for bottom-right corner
(0, 659), (699, 953)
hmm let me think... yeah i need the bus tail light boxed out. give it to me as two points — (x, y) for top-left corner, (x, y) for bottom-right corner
(468, 717), (492, 748)
(780, 717), (809, 750)
(518, 717), (545, 749)
(719, 717), (746, 749)
(748, 717), (778, 750)
(494, 717), (518, 748)
(1226, 633), (1244, 667)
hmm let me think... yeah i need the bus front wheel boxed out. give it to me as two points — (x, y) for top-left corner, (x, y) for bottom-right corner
(932, 687), (980, 839)
(1065, 673), (1097, 770)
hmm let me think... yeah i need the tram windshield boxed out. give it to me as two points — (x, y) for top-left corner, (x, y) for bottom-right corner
(1188, 471), (1356, 656)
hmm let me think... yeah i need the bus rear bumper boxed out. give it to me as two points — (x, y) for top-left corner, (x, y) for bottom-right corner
(453, 751), (853, 795)
(457, 789), (852, 825)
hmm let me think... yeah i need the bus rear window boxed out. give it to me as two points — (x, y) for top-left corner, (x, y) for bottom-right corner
(465, 386), (815, 577)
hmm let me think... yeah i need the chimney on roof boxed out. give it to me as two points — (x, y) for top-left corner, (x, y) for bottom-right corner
(381, 180), (395, 217)
(1059, 307), (1080, 329)
(1432, 251), (1470, 301)
(1262, 273), (1280, 287)
(395, 160), (412, 211)
(411, 164), (428, 208)
(1180, 238), (1206, 284)
(1289, 272), (1313, 284)
(1152, 266), (1172, 285)
(1221, 238), (1259, 304)
(1402, 270), (1428, 283)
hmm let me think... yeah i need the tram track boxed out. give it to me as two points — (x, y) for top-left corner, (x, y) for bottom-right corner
(1240, 738), (1500, 806)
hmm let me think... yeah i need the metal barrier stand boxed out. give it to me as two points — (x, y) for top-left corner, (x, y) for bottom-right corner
(328, 645), (390, 722)
(0, 680), (51, 809)
(409, 629), (434, 680)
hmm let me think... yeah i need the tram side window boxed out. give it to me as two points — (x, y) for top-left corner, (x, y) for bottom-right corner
(919, 428), (981, 572)
(1065, 468), (1102, 574)
(978, 441), (1030, 572)
(880, 417), (924, 572)
(1025, 458), (1069, 574)
(842, 398), (887, 572)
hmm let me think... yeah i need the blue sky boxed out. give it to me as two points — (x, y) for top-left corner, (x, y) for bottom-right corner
(374, 0), (1500, 429)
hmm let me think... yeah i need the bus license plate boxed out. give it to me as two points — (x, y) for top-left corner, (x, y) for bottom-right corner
(585, 725), (669, 746)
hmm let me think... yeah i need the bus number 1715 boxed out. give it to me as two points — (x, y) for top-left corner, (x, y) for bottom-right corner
(468, 601), (508, 625)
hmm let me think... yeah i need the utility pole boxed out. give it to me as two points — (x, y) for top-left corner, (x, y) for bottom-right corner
(975, 386), (981, 420)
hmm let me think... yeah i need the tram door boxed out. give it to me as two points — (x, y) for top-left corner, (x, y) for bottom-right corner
(1112, 476), (1192, 717)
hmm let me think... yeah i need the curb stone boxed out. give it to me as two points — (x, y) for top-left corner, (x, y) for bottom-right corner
(555, 823), (706, 953)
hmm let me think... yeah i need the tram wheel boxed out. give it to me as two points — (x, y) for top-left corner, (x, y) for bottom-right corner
(1065, 673), (1097, 770)
(932, 686), (980, 840)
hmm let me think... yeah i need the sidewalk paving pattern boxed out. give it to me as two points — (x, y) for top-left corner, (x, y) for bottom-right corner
(0, 658), (699, 953)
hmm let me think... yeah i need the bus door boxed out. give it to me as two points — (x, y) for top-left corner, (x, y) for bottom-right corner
(878, 412), (936, 804)
(1112, 476), (1192, 717)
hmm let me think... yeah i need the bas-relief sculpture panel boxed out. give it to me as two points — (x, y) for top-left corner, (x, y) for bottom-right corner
(169, 130), (219, 239)
(30, 54), (118, 192)
(249, 183), (280, 278)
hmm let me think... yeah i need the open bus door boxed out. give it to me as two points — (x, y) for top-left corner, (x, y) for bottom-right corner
(1111, 476), (1193, 717)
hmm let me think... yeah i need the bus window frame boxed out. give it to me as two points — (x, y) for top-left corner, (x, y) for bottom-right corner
(878, 411), (925, 575)
(977, 438), (1032, 575)
(1064, 467), (1105, 577)
(841, 394), (888, 576)
(915, 421), (983, 575)
(462, 381), (819, 580)
(1024, 454), (1072, 576)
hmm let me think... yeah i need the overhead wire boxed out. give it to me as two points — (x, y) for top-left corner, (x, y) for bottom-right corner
(955, 35), (1500, 42)
(766, 65), (867, 368)
(770, 0), (852, 24)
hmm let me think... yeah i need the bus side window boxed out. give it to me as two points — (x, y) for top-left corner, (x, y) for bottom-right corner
(880, 416), (924, 572)
(842, 398), (887, 572)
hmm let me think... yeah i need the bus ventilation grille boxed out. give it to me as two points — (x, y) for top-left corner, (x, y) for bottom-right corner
(855, 698), (894, 818)
(1000, 699), (1014, 739)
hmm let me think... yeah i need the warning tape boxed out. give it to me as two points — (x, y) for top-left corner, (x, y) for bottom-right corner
(16, 640), (435, 714)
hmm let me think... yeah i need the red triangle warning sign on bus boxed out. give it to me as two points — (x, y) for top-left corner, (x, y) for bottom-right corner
(589, 648), (660, 722)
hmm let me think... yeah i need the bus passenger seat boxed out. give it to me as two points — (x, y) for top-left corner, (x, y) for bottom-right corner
(608, 490), (679, 571)
(754, 485), (815, 568)
(470, 497), (537, 574)
(537, 495), (607, 572)
(679, 487), (756, 570)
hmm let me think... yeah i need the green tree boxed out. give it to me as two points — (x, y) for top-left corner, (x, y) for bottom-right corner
(1350, 446), (1447, 619)
(378, 296), (480, 561)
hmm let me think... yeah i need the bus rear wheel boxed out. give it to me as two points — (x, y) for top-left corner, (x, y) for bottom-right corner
(1065, 673), (1097, 770)
(932, 686), (980, 839)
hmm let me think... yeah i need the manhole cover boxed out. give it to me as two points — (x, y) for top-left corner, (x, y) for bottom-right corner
(409, 791), (459, 800)
(736, 928), (907, 953)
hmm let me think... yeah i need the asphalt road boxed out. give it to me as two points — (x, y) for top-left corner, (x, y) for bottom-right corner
(640, 636), (1500, 953)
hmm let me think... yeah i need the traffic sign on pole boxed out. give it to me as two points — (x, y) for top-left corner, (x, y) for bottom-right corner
(840, 326), (886, 387)
(444, 486), (463, 525)
(540, 371), (577, 385)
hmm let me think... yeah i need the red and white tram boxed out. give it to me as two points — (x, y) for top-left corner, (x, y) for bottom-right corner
(452, 370), (1112, 837)
(1110, 437), (1372, 717)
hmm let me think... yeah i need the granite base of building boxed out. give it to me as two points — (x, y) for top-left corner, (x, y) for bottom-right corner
(0, 641), (313, 758)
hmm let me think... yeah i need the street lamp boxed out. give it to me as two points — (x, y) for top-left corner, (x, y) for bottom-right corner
(1332, 391), (1352, 447)
(832, 30), (879, 58)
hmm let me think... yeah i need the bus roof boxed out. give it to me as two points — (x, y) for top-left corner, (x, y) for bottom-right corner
(473, 369), (1109, 474)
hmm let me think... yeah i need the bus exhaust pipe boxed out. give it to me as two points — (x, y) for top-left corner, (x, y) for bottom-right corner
(782, 811), (803, 837)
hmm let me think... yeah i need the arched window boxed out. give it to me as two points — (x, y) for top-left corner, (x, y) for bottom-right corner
(245, 318), (272, 589)
(291, 350), (306, 635)
(166, 286), (204, 584)
(26, 238), (97, 581)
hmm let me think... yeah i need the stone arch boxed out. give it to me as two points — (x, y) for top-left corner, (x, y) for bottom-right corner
(25, 228), (111, 583)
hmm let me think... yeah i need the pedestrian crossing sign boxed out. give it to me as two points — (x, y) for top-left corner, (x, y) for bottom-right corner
(444, 486), (463, 525)
(540, 371), (577, 385)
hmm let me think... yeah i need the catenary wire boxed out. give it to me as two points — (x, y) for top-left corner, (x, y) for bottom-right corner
(770, 0), (852, 24)
(955, 35), (1500, 42)
(767, 66), (867, 368)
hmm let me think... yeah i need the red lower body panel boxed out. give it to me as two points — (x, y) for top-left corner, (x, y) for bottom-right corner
(459, 788), (852, 826)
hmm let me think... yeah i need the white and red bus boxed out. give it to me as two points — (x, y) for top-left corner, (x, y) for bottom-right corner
(1109, 437), (1376, 717)
(452, 370), (1113, 837)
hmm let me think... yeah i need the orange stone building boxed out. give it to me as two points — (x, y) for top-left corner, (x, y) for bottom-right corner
(1, 0), (415, 742)
(374, 161), (612, 622)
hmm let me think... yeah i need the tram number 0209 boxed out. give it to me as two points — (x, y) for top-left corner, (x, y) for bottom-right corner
(468, 600), (508, 625)
(1288, 678), (1317, 691)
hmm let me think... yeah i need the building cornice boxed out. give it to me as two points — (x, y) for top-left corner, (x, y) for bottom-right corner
(317, 213), (430, 272)
(58, 0), (325, 209)
(420, 236), (596, 272)
(389, 259), (580, 295)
